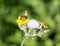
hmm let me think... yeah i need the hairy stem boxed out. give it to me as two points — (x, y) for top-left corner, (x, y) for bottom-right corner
(20, 36), (28, 46)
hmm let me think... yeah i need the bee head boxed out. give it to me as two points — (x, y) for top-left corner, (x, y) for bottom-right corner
(20, 16), (28, 20)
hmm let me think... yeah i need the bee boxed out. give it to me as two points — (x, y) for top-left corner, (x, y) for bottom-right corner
(16, 10), (29, 26)
(16, 15), (28, 26)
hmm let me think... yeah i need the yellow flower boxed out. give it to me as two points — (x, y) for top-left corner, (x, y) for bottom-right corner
(16, 16), (29, 26)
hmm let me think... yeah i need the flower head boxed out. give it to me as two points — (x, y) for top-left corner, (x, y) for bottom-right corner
(27, 19), (40, 29)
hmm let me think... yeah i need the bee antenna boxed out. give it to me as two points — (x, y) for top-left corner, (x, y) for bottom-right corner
(25, 10), (27, 16)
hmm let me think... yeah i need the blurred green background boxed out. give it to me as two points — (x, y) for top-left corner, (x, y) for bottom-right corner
(0, 0), (60, 46)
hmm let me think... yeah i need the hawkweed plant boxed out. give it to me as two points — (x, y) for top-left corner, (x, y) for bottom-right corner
(16, 10), (49, 46)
